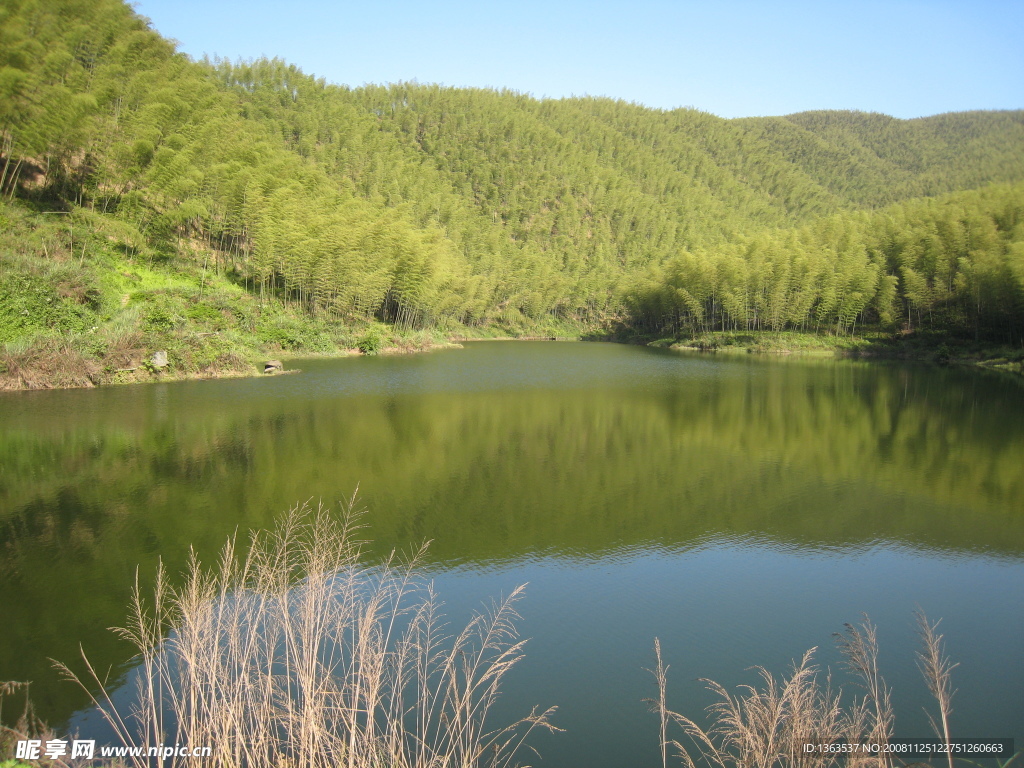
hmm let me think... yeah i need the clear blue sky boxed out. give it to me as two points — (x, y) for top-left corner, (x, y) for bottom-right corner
(131, 0), (1023, 119)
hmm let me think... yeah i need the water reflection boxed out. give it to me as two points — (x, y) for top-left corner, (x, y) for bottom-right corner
(1, 342), (1022, 763)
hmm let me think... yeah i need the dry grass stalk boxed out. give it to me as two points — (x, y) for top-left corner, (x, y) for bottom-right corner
(57, 497), (556, 768)
(0, 681), (73, 768)
(651, 614), (966, 768)
(915, 611), (958, 768)
(0, 336), (102, 390)
(650, 639), (669, 768)
(650, 645), (866, 768)
(834, 618), (893, 768)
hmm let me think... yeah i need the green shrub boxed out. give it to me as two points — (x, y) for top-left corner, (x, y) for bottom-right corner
(258, 325), (304, 349)
(140, 356), (163, 374)
(143, 308), (176, 332)
(184, 301), (225, 326)
(0, 268), (96, 342)
(357, 327), (385, 355)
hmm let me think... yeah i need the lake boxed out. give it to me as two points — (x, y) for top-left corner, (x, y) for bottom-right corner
(1, 341), (1022, 766)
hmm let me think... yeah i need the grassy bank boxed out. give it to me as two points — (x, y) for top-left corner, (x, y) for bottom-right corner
(0, 201), (574, 391)
(638, 329), (1024, 375)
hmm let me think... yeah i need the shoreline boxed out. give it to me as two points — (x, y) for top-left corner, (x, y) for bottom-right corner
(652, 330), (1024, 376)
(3, 331), (1021, 392)
(0, 338), (467, 393)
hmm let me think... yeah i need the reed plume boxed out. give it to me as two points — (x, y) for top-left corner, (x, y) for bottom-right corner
(58, 497), (556, 768)
(651, 614), (965, 768)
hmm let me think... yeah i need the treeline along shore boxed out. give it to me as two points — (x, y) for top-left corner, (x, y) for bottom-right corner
(2, 0), (1023, 390)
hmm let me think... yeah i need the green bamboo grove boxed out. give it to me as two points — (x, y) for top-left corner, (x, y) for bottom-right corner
(624, 184), (1024, 342)
(2, 0), (1023, 343)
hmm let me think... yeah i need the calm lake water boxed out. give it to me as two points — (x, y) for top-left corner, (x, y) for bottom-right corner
(2, 341), (1022, 766)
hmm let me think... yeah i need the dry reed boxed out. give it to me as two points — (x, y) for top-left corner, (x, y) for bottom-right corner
(58, 497), (557, 768)
(0, 681), (73, 768)
(651, 614), (962, 768)
(914, 612), (958, 768)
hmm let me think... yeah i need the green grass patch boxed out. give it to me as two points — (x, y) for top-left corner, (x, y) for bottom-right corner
(669, 330), (876, 355)
(657, 328), (1024, 375)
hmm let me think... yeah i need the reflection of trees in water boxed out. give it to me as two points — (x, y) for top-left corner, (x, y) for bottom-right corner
(3, 359), (1023, 561)
(1, 354), (1022, 725)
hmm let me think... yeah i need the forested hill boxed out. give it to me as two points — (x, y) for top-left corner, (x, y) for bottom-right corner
(214, 69), (1024, 292)
(2, 0), (1023, 376)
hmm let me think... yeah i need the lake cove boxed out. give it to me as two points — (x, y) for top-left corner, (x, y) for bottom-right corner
(1, 341), (1022, 767)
